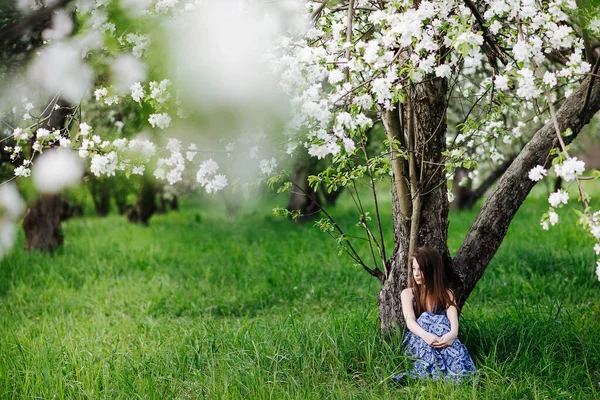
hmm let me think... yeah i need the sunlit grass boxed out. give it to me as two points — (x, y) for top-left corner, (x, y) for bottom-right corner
(0, 183), (598, 399)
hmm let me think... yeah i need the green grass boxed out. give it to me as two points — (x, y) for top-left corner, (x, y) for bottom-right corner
(0, 184), (599, 399)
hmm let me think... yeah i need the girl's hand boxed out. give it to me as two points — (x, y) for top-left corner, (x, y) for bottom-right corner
(432, 332), (457, 348)
(422, 333), (441, 346)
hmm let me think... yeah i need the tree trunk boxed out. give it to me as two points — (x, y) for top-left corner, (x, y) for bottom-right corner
(126, 174), (156, 225)
(169, 195), (179, 211)
(378, 76), (450, 333)
(322, 187), (343, 206)
(22, 195), (64, 253)
(287, 151), (322, 222)
(88, 176), (111, 217)
(114, 190), (128, 215)
(451, 72), (600, 307)
(21, 97), (70, 253)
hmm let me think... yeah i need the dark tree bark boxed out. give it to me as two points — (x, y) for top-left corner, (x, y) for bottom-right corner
(88, 176), (111, 217)
(378, 76), (450, 333)
(22, 195), (63, 253)
(21, 98), (71, 253)
(169, 195), (179, 211)
(287, 151), (322, 222)
(156, 191), (178, 214)
(60, 199), (83, 221)
(322, 187), (343, 206)
(126, 174), (156, 225)
(114, 190), (128, 215)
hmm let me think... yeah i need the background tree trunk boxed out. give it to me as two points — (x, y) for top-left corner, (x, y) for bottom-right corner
(22, 195), (63, 253)
(88, 176), (111, 217)
(287, 151), (322, 222)
(126, 174), (156, 225)
(450, 157), (516, 210)
(21, 97), (70, 253)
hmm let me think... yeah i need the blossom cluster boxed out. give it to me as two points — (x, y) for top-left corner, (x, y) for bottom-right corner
(529, 156), (600, 280)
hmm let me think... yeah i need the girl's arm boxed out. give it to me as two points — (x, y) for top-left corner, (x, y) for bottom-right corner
(400, 288), (440, 346)
(432, 292), (459, 348)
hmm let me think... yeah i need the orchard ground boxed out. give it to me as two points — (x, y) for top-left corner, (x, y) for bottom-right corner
(1, 181), (599, 399)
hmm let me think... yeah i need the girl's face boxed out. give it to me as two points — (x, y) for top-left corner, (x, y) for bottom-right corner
(412, 258), (423, 285)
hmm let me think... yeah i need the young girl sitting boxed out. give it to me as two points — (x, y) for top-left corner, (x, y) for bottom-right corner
(392, 246), (477, 383)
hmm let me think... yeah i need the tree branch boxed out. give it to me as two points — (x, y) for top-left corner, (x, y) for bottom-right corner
(381, 105), (411, 224)
(452, 72), (600, 307)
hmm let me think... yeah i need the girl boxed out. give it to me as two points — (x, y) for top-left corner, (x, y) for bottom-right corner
(392, 246), (476, 383)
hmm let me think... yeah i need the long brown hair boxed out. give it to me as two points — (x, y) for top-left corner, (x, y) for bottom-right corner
(410, 246), (458, 316)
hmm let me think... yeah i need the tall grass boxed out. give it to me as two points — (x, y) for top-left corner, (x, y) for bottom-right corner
(0, 184), (598, 399)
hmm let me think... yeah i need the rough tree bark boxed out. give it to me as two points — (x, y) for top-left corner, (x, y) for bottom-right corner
(22, 98), (70, 253)
(22, 195), (64, 253)
(378, 76), (450, 333)
(126, 174), (156, 225)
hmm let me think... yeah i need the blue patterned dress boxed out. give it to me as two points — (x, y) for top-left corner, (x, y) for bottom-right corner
(392, 290), (477, 382)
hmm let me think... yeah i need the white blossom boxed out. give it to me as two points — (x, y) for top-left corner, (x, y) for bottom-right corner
(342, 137), (356, 152)
(36, 128), (51, 139)
(90, 152), (118, 176)
(435, 64), (452, 78)
(548, 189), (569, 207)
(123, 33), (149, 58)
(196, 159), (220, 185)
(548, 211), (559, 226)
(149, 79), (171, 103)
(259, 158), (277, 175)
(148, 113), (171, 129)
(528, 165), (547, 181)
(554, 157), (585, 181)
(59, 137), (71, 148)
(205, 174), (227, 193)
(14, 165), (31, 177)
(95, 87), (108, 101)
(494, 75), (509, 91)
(543, 71), (557, 88)
(516, 68), (542, 100)
(13, 128), (28, 141)
(328, 69), (344, 84)
(131, 82), (145, 103)
(80, 122), (91, 136)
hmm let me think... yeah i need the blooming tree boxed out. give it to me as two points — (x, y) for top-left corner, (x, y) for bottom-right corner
(266, 0), (600, 330)
(1, 0), (600, 331)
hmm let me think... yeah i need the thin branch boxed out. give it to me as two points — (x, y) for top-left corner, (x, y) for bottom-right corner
(462, 0), (508, 65)
(580, 54), (600, 115)
(290, 179), (384, 281)
(344, 0), (355, 83)
(360, 138), (388, 275)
